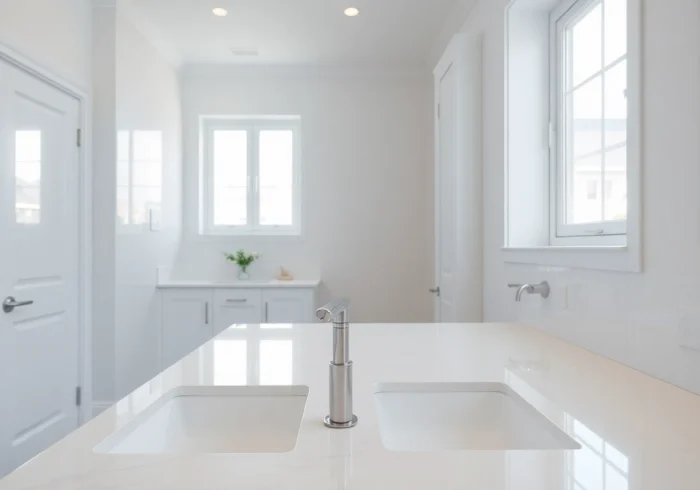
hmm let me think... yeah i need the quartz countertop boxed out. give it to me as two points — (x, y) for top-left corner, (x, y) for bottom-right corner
(156, 279), (321, 289)
(3, 323), (700, 489)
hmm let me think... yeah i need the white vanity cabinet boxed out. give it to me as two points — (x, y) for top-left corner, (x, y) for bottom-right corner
(158, 281), (319, 371)
(161, 289), (214, 369)
(262, 289), (316, 323)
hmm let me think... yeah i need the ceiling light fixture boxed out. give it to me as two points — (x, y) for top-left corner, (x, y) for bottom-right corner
(344, 7), (360, 17)
(212, 7), (228, 17)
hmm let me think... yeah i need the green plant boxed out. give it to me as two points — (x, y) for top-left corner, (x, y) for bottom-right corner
(224, 249), (259, 272)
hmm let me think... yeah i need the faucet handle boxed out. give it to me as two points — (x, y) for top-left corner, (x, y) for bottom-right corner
(508, 284), (523, 288)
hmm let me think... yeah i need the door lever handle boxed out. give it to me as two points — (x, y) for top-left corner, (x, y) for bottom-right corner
(3, 297), (34, 313)
(429, 287), (441, 297)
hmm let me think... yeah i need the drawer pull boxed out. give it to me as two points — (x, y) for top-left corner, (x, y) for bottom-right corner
(226, 298), (248, 303)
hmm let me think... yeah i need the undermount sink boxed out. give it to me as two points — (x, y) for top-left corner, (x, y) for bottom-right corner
(373, 382), (580, 451)
(95, 386), (309, 454)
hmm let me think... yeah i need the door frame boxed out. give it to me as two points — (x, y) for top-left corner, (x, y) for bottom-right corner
(433, 33), (484, 323)
(0, 44), (93, 423)
(433, 60), (453, 322)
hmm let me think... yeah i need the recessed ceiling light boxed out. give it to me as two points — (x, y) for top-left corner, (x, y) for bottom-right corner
(212, 7), (228, 17)
(344, 7), (360, 17)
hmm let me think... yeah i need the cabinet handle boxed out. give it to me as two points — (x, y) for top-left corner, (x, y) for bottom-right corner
(264, 302), (269, 323)
(226, 298), (248, 303)
(205, 302), (209, 325)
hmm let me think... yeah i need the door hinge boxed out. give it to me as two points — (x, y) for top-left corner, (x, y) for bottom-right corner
(75, 386), (82, 406)
(76, 128), (82, 148)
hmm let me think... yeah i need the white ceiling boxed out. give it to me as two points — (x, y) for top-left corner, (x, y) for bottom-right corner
(121, 0), (464, 69)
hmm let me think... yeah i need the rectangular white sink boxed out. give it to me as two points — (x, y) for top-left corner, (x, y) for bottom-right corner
(373, 382), (580, 451)
(95, 386), (309, 454)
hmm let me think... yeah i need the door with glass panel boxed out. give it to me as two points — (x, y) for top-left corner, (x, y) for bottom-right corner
(0, 59), (81, 476)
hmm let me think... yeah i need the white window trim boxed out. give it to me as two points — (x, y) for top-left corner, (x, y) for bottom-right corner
(199, 116), (302, 236)
(503, 0), (642, 272)
(550, 0), (626, 245)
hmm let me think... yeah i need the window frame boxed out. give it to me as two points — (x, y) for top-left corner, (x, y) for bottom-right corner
(503, 0), (642, 272)
(550, 0), (628, 246)
(200, 116), (302, 237)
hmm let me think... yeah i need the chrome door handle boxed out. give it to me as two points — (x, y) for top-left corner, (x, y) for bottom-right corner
(429, 287), (440, 296)
(3, 297), (34, 313)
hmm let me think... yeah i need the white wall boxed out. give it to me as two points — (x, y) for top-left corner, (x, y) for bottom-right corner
(175, 66), (434, 323)
(114, 9), (182, 398)
(0, 0), (92, 90)
(459, 0), (700, 395)
(92, 4), (183, 405)
(91, 3), (118, 406)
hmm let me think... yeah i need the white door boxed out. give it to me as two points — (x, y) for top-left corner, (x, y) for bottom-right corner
(161, 290), (213, 368)
(434, 63), (458, 322)
(0, 60), (82, 476)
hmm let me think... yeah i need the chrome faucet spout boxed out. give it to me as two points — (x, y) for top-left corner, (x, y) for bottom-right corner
(316, 299), (358, 429)
(516, 284), (533, 302)
(508, 281), (550, 302)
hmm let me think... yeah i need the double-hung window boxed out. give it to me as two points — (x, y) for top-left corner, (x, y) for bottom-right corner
(201, 117), (301, 235)
(552, 0), (628, 243)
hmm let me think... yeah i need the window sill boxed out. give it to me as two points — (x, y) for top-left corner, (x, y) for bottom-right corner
(502, 245), (640, 273)
(197, 229), (302, 239)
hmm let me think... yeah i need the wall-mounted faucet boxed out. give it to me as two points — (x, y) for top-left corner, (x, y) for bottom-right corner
(508, 281), (550, 302)
(316, 299), (358, 429)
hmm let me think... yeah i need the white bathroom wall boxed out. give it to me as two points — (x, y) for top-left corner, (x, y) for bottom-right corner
(92, 4), (183, 406)
(0, 0), (92, 91)
(91, 3), (118, 407)
(113, 9), (182, 398)
(175, 66), (434, 323)
(459, 0), (700, 394)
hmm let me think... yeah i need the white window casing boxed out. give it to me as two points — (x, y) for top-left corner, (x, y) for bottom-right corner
(199, 116), (302, 236)
(503, 0), (641, 272)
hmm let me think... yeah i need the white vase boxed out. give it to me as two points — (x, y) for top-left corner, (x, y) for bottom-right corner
(238, 268), (250, 280)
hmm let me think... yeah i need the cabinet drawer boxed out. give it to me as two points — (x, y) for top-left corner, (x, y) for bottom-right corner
(214, 289), (262, 308)
(213, 289), (263, 332)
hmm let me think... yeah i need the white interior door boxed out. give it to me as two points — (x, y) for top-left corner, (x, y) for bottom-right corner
(0, 59), (81, 476)
(434, 63), (458, 322)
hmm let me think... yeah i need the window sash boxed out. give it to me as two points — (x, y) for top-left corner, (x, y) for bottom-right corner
(551, 0), (627, 242)
(202, 118), (301, 236)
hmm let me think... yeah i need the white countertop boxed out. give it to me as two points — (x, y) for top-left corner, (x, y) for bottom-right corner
(157, 279), (321, 289)
(3, 323), (700, 489)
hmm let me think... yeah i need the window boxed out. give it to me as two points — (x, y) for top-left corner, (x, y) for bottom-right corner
(117, 130), (163, 226)
(201, 117), (301, 235)
(15, 130), (42, 225)
(553, 0), (628, 241)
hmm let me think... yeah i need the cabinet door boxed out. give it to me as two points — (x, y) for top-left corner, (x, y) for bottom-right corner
(161, 290), (213, 369)
(263, 289), (316, 323)
(213, 289), (263, 333)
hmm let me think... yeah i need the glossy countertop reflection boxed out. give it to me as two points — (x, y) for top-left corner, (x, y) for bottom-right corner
(3, 323), (700, 490)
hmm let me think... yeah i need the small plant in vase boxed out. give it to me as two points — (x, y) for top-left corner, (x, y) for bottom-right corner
(224, 250), (259, 280)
